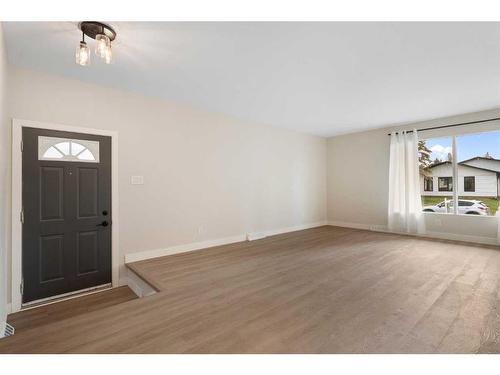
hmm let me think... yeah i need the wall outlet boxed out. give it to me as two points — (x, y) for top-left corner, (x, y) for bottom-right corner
(131, 176), (144, 185)
(198, 226), (206, 235)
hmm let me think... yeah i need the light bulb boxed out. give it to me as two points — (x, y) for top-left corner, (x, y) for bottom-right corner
(95, 34), (110, 58)
(75, 41), (90, 66)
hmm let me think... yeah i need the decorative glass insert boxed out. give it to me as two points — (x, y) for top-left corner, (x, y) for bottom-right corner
(38, 136), (100, 163)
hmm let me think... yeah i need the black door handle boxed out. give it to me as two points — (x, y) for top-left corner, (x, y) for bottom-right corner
(97, 221), (109, 227)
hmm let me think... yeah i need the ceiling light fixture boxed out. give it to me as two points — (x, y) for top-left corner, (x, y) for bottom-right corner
(76, 21), (116, 66)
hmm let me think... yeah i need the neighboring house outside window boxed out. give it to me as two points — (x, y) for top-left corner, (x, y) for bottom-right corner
(438, 177), (453, 192)
(419, 159), (500, 197)
(424, 176), (433, 192)
(464, 176), (475, 192)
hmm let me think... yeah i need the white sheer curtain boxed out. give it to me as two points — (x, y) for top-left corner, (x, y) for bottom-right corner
(388, 130), (425, 234)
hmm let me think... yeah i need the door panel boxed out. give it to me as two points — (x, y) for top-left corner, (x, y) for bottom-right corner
(77, 168), (98, 218)
(40, 167), (64, 221)
(22, 127), (112, 303)
(77, 230), (99, 275)
(39, 234), (65, 282)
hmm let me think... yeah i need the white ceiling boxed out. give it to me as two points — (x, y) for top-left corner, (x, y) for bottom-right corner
(4, 22), (500, 137)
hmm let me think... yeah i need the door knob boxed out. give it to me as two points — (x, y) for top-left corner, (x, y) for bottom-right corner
(97, 221), (109, 227)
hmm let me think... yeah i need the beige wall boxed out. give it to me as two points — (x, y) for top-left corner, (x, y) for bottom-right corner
(0, 24), (9, 322)
(327, 108), (500, 242)
(6, 66), (327, 302)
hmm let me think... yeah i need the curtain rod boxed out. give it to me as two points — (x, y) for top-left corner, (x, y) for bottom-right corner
(387, 116), (500, 136)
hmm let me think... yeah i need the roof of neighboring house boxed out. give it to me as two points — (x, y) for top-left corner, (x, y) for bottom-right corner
(460, 156), (500, 163)
(425, 160), (500, 174)
(427, 161), (451, 168)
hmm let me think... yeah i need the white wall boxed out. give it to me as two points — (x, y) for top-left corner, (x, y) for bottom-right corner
(0, 24), (9, 326)
(5, 66), (327, 304)
(327, 108), (500, 242)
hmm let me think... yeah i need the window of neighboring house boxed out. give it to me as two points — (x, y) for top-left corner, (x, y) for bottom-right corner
(438, 177), (453, 192)
(464, 176), (475, 192)
(424, 177), (433, 191)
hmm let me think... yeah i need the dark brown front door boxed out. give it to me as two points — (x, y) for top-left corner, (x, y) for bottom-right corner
(22, 127), (112, 304)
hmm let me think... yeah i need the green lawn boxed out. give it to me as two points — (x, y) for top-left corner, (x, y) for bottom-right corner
(422, 196), (499, 215)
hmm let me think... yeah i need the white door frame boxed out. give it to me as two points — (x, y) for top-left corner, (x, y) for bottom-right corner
(11, 118), (119, 313)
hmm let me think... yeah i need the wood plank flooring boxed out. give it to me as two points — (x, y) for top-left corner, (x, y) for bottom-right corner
(1, 226), (500, 353)
(7, 286), (137, 333)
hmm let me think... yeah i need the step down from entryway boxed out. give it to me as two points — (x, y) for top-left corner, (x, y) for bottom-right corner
(7, 286), (138, 334)
(126, 264), (160, 297)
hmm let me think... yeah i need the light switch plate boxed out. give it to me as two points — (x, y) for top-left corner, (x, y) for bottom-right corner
(131, 175), (144, 185)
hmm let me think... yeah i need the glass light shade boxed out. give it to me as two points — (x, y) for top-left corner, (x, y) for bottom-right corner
(103, 45), (112, 64)
(95, 34), (110, 58)
(75, 41), (90, 66)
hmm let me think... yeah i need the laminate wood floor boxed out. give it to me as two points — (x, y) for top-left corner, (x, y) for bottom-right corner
(1, 226), (500, 353)
(7, 286), (137, 333)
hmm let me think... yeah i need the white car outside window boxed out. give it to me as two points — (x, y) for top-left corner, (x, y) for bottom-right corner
(422, 199), (489, 215)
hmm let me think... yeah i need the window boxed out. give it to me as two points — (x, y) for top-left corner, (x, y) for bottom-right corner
(38, 136), (99, 163)
(419, 130), (500, 217)
(419, 137), (453, 214)
(464, 176), (475, 192)
(423, 177), (433, 191)
(438, 177), (453, 191)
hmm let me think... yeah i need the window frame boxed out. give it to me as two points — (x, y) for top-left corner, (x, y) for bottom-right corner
(463, 176), (475, 192)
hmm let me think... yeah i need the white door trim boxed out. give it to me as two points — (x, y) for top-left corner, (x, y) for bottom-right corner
(11, 118), (119, 313)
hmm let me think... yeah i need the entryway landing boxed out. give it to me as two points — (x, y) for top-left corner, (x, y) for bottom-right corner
(7, 286), (137, 333)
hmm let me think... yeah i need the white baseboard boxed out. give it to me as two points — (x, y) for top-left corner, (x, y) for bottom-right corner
(247, 221), (328, 241)
(246, 232), (267, 241)
(124, 221), (328, 264)
(422, 231), (498, 245)
(328, 221), (498, 246)
(6, 303), (12, 315)
(124, 234), (247, 264)
(327, 221), (372, 230)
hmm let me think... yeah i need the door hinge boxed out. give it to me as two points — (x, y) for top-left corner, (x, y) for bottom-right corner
(20, 279), (24, 295)
(20, 209), (24, 224)
(20, 140), (23, 152)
